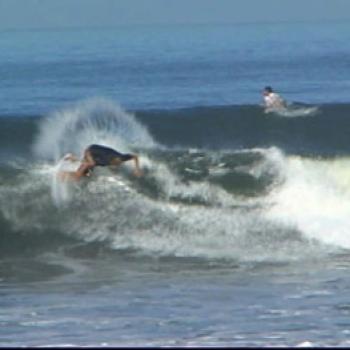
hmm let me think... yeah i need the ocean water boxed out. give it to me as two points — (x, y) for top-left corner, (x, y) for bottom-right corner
(2, 20), (350, 347)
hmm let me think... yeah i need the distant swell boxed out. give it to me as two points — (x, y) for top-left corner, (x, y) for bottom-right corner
(140, 103), (350, 156)
(1, 101), (350, 158)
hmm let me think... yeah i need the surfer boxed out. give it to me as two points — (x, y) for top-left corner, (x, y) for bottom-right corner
(58, 144), (143, 181)
(262, 86), (287, 112)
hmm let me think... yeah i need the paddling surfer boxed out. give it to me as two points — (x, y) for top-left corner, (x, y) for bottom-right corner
(262, 86), (287, 112)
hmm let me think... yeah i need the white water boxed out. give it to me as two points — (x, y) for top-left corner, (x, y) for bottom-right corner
(8, 145), (347, 262)
(266, 153), (350, 249)
(266, 104), (319, 118)
(22, 98), (350, 260)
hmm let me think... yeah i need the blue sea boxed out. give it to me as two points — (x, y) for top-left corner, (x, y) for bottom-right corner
(2, 20), (350, 347)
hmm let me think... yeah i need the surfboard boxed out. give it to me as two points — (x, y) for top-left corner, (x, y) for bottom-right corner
(265, 105), (319, 118)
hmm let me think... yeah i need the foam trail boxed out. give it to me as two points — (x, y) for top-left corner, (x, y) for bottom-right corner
(266, 104), (319, 118)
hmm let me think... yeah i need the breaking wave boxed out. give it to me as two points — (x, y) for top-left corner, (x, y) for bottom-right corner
(1, 98), (350, 266)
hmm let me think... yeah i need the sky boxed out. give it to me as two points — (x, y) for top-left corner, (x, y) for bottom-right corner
(0, 0), (349, 30)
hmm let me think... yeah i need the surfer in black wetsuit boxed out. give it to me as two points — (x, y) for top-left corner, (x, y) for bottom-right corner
(60, 144), (142, 181)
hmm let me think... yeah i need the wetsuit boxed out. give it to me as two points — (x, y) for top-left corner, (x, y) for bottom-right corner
(87, 144), (133, 166)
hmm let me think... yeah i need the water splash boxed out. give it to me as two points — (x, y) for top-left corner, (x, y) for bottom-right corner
(33, 97), (156, 161)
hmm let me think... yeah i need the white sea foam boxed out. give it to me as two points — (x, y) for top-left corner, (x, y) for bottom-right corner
(266, 153), (350, 249)
(266, 104), (319, 118)
(50, 157), (81, 206)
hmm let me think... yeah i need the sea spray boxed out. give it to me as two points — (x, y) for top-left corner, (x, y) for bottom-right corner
(33, 97), (156, 161)
(32, 98), (157, 205)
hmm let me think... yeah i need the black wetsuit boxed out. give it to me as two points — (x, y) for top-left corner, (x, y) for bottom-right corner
(87, 144), (133, 166)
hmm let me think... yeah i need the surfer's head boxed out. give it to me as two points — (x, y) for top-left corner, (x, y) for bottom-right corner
(263, 86), (273, 95)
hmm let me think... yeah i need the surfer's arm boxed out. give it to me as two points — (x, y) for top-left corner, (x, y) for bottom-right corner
(58, 162), (92, 181)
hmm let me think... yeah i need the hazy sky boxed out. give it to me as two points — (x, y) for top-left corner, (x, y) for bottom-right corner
(0, 0), (349, 29)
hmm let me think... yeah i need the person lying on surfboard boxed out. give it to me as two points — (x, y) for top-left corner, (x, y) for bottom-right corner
(59, 144), (143, 181)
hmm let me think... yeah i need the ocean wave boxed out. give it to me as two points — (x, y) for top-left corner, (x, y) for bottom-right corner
(1, 99), (350, 263)
(0, 145), (347, 263)
(2, 100), (350, 157)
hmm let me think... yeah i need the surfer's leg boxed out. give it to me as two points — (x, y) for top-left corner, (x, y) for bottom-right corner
(110, 154), (142, 177)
